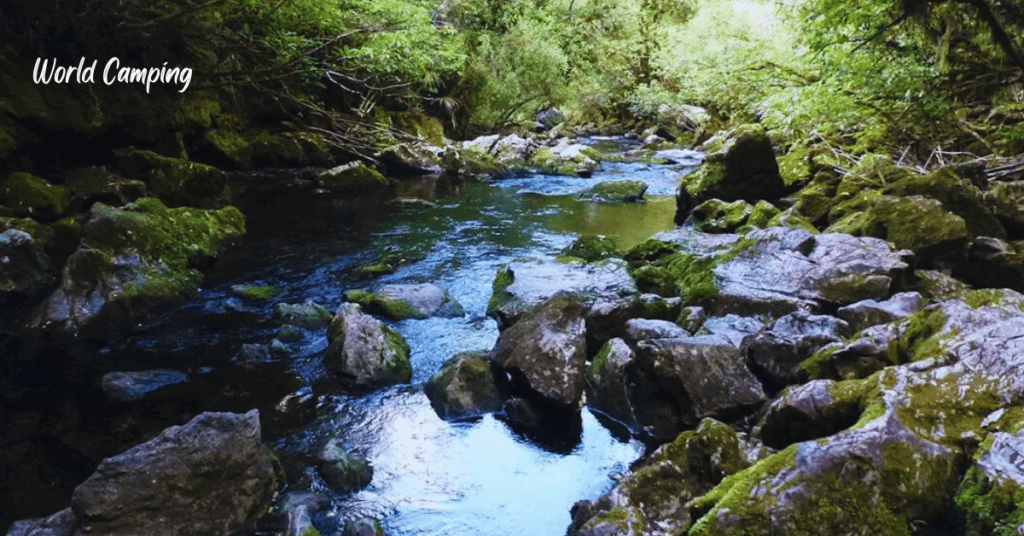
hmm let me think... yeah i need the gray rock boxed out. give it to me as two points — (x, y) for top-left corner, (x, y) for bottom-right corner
(285, 504), (315, 536)
(585, 338), (642, 433)
(623, 318), (688, 341)
(677, 305), (706, 333)
(5, 508), (74, 536)
(578, 180), (648, 202)
(101, 370), (189, 403)
(741, 312), (850, 390)
(700, 314), (764, 347)
(324, 303), (411, 388)
(771, 310), (852, 339)
(963, 236), (1024, 293)
(651, 148), (704, 166)
(342, 517), (385, 536)
(70, 410), (279, 536)
(830, 322), (902, 380)
(491, 292), (588, 410)
(316, 439), (372, 492)
(424, 351), (506, 420)
(837, 291), (924, 332)
(487, 258), (637, 329)
(64, 166), (147, 212)
(345, 283), (464, 320)
(376, 142), (443, 175)
(757, 379), (862, 449)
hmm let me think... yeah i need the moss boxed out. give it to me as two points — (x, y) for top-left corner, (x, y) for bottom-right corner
(817, 273), (889, 304)
(204, 129), (254, 169)
(896, 307), (949, 363)
(231, 284), (280, 300)
(797, 346), (840, 381)
(955, 464), (1024, 536)
(624, 238), (681, 269)
(777, 143), (812, 186)
(319, 162), (389, 191)
(765, 209), (818, 234)
(688, 446), (799, 529)
(580, 180), (648, 202)
(382, 325), (413, 382)
(688, 199), (752, 233)
(561, 234), (621, 262)
(0, 172), (70, 220)
(300, 526), (322, 536)
(885, 167), (1006, 240)
(894, 373), (1000, 448)
(965, 289), (1004, 310)
(486, 265), (515, 316)
(354, 261), (395, 276)
(746, 200), (782, 229)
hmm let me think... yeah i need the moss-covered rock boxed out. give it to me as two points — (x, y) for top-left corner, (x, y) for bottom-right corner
(273, 301), (334, 328)
(686, 199), (752, 233)
(578, 180), (648, 202)
(344, 283), (464, 320)
(28, 198), (245, 339)
(317, 162), (390, 192)
(885, 167), (1006, 240)
(423, 351), (506, 420)
(325, 303), (411, 388)
(559, 234), (622, 262)
(231, 284), (280, 300)
(316, 438), (373, 492)
(0, 229), (55, 306)
(0, 172), (70, 220)
(114, 149), (236, 208)
(64, 167), (147, 212)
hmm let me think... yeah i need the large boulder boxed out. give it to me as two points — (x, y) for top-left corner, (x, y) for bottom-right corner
(114, 149), (238, 208)
(375, 142), (443, 176)
(531, 140), (599, 176)
(487, 258), (637, 329)
(423, 351), (506, 420)
(64, 410), (280, 536)
(28, 198), (245, 340)
(675, 124), (785, 224)
(628, 227), (912, 316)
(955, 427), (1024, 535)
(741, 311), (850, 392)
(491, 292), (588, 411)
(316, 439), (373, 492)
(324, 303), (412, 388)
(344, 283), (464, 320)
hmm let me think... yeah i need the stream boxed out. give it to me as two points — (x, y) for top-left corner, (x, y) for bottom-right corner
(8, 137), (702, 536)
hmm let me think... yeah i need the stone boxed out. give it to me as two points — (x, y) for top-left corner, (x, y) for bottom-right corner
(578, 180), (648, 202)
(756, 379), (864, 449)
(491, 292), (588, 410)
(698, 315), (764, 348)
(344, 283), (464, 320)
(0, 172), (69, 221)
(274, 301), (334, 328)
(69, 410), (279, 536)
(324, 303), (411, 389)
(342, 518), (385, 536)
(651, 148), (704, 166)
(63, 167), (147, 212)
(675, 124), (785, 224)
(955, 429), (1024, 535)
(487, 258), (637, 329)
(962, 236), (1024, 293)
(424, 351), (506, 420)
(741, 312), (849, 392)
(531, 140), (599, 176)
(5, 508), (74, 536)
(114, 149), (235, 208)
(316, 162), (389, 191)
(101, 370), (189, 403)
(375, 142), (443, 176)
(559, 234), (621, 262)
(585, 338), (642, 433)
(316, 439), (372, 492)
(28, 199), (245, 340)
(686, 199), (753, 233)
(837, 291), (924, 332)
(623, 318), (688, 342)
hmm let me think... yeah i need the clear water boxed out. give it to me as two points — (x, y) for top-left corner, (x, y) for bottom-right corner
(100, 138), (697, 536)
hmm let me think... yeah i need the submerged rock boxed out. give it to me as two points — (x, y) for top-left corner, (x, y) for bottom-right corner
(66, 410), (279, 536)
(101, 369), (189, 403)
(316, 439), (373, 492)
(324, 303), (412, 388)
(274, 300), (334, 328)
(424, 351), (506, 420)
(317, 161), (389, 191)
(578, 180), (648, 202)
(344, 283), (464, 320)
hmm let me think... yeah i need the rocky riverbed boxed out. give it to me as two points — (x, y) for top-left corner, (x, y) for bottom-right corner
(6, 125), (1024, 536)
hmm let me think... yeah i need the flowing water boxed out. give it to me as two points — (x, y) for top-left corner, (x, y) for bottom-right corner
(51, 138), (701, 535)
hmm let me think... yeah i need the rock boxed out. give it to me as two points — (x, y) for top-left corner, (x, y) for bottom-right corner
(686, 199), (753, 233)
(884, 166), (1006, 240)
(376, 142), (443, 176)
(342, 517), (385, 536)
(230, 284), (280, 300)
(316, 438), (372, 492)
(623, 318), (688, 341)
(316, 162), (389, 191)
(559, 234), (621, 262)
(828, 194), (969, 269)
(284, 504), (317, 536)
(64, 167), (147, 212)
(274, 301), (334, 328)
(489, 134), (537, 165)
(344, 283), (464, 320)
(578, 180), (647, 202)
(651, 148), (704, 166)
(585, 338), (641, 432)
(698, 315), (764, 347)
(741, 311), (849, 391)
(837, 291), (924, 332)
(962, 236), (1024, 292)
(629, 227), (912, 315)
(584, 294), (682, 354)
(423, 351), (506, 420)
(28, 199), (245, 340)
(491, 292), (588, 410)
(531, 140), (599, 176)
(487, 258), (637, 329)
(0, 228), (55, 305)
(275, 324), (303, 342)
(441, 144), (504, 177)
(675, 124), (785, 224)
(756, 379), (863, 449)
(569, 419), (748, 536)
(69, 410), (280, 536)
(114, 149), (236, 208)
(911, 269), (975, 302)
(0, 172), (69, 221)
(500, 397), (544, 429)
(632, 336), (766, 438)
(677, 305), (706, 333)
(534, 108), (565, 130)
(101, 370), (189, 403)
(985, 180), (1024, 238)
(324, 303), (412, 388)
(5, 507), (74, 536)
